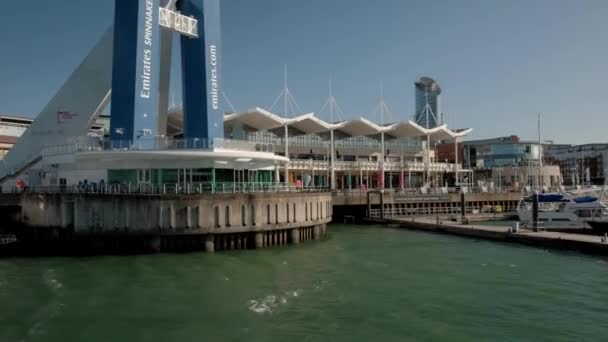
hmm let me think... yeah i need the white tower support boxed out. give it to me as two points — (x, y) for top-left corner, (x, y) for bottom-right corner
(0, 28), (114, 182)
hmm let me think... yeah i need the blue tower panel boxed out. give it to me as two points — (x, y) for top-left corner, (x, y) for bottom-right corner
(179, 0), (223, 142)
(110, 0), (161, 147)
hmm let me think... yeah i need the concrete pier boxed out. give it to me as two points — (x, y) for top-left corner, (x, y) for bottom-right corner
(0, 191), (330, 255)
(333, 190), (523, 223)
(387, 217), (608, 256)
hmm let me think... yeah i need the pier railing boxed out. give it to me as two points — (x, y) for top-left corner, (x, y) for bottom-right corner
(1, 182), (330, 196)
(41, 137), (268, 156)
(368, 206), (516, 219)
(334, 185), (558, 195)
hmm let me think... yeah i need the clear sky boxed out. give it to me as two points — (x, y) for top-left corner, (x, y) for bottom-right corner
(0, 0), (606, 144)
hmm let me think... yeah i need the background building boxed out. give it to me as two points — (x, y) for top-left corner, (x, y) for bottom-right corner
(464, 135), (541, 169)
(414, 77), (442, 128)
(545, 144), (608, 186)
(0, 116), (31, 159)
(462, 135), (566, 187)
(0, 114), (109, 160)
(490, 165), (562, 188)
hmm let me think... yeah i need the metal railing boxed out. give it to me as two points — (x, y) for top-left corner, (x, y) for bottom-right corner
(253, 133), (422, 152)
(332, 185), (568, 195)
(369, 205), (516, 219)
(41, 137), (265, 156)
(288, 159), (461, 172)
(1, 137), (271, 181)
(1, 182), (330, 195)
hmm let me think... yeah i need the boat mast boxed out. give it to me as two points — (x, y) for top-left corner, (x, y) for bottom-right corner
(537, 112), (542, 191)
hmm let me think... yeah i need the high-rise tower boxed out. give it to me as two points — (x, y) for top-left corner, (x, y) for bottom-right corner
(414, 76), (442, 128)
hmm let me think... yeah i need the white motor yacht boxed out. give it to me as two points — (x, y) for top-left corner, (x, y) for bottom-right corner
(517, 193), (607, 229)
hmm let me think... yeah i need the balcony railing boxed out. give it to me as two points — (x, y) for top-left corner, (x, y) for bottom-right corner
(1, 182), (330, 195)
(41, 137), (266, 157)
(288, 159), (461, 172)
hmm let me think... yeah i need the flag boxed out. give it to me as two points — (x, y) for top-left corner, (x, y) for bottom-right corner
(57, 110), (78, 123)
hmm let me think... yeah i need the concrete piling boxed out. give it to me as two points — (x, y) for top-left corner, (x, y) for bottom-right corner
(255, 232), (264, 249)
(205, 235), (215, 252)
(148, 236), (161, 253)
(291, 228), (300, 244)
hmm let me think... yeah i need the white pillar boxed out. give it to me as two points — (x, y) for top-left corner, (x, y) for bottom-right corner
(330, 129), (335, 190)
(426, 134), (431, 187)
(380, 131), (385, 189)
(359, 167), (363, 188)
(454, 137), (459, 186)
(284, 125), (289, 185)
(400, 155), (405, 191)
(408, 168), (412, 188)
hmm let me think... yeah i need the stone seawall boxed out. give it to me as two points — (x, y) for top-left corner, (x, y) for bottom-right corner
(1, 191), (332, 254)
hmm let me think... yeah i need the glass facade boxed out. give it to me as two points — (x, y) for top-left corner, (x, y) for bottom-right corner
(464, 141), (541, 169)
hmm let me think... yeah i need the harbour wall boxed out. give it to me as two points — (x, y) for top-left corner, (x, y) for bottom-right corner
(0, 191), (331, 254)
(332, 190), (522, 222)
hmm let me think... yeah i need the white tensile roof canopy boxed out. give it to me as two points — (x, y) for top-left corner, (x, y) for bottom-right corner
(180, 107), (473, 141)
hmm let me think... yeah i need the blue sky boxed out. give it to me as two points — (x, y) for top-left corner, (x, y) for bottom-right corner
(0, 0), (606, 144)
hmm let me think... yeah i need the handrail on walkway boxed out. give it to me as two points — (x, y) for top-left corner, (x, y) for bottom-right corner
(1, 182), (330, 196)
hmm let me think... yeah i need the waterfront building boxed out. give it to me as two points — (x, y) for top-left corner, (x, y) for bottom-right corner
(0, 108), (471, 191)
(490, 165), (562, 188)
(0, 116), (30, 160)
(414, 77), (442, 129)
(544, 144), (608, 186)
(0, 0), (472, 196)
(464, 135), (541, 169)
(435, 134), (466, 163)
(462, 135), (565, 188)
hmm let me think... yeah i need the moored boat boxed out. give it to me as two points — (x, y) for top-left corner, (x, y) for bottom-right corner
(517, 192), (608, 229)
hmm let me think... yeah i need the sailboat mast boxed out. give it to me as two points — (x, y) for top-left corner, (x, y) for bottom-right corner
(538, 113), (542, 190)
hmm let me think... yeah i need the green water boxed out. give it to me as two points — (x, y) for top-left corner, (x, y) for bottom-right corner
(2, 225), (608, 342)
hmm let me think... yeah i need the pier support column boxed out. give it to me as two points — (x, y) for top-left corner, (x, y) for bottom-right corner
(291, 228), (300, 245)
(380, 190), (385, 219)
(533, 192), (539, 232)
(460, 192), (466, 224)
(255, 232), (264, 249)
(205, 234), (215, 252)
(124, 205), (130, 229)
(170, 204), (176, 229)
(313, 225), (321, 240)
(186, 206), (192, 229)
(147, 236), (161, 253)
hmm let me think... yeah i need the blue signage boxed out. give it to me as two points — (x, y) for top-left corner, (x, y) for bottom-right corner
(179, 0), (224, 142)
(110, 0), (222, 148)
(110, 0), (161, 148)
